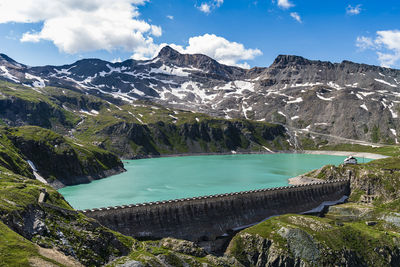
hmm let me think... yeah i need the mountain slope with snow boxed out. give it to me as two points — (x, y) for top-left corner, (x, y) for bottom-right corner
(1, 47), (400, 144)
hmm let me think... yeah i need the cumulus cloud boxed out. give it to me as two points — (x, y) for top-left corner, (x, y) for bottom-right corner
(356, 30), (400, 67)
(277, 0), (294, 9)
(169, 34), (262, 68)
(290, 12), (302, 23)
(0, 0), (161, 54)
(346, 4), (362, 15)
(166, 15), (174, 20)
(197, 0), (223, 14)
(0, 0), (261, 68)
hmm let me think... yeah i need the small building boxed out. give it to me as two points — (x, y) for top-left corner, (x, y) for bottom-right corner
(344, 156), (357, 165)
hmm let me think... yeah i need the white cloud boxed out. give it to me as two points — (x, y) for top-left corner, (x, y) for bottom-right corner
(346, 4), (362, 15)
(168, 34), (262, 68)
(356, 30), (400, 67)
(1, 0), (162, 54)
(166, 15), (174, 20)
(198, 3), (211, 13)
(356, 36), (376, 50)
(277, 0), (294, 9)
(290, 12), (302, 23)
(1, 0), (261, 68)
(132, 34), (262, 68)
(150, 25), (162, 37)
(197, 0), (224, 14)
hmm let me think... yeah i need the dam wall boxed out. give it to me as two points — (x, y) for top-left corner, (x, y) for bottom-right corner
(82, 180), (350, 242)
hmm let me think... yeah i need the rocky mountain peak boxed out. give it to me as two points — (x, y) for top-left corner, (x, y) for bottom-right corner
(157, 46), (182, 60)
(0, 53), (24, 68)
(272, 55), (310, 67)
(155, 45), (239, 77)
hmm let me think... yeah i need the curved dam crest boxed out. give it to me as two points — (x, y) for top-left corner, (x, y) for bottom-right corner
(83, 179), (351, 251)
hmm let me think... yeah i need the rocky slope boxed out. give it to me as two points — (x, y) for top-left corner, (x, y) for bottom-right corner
(1, 47), (400, 144)
(0, 80), (292, 159)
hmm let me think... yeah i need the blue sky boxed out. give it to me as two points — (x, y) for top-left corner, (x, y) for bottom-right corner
(0, 0), (399, 69)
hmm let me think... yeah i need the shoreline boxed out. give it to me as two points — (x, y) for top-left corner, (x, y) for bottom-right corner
(122, 149), (388, 161)
(288, 150), (388, 185)
(301, 150), (388, 160)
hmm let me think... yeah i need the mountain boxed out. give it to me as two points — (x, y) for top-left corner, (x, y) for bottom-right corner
(0, 79), (290, 160)
(1, 47), (400, 145)
(2, 48), (400, 267)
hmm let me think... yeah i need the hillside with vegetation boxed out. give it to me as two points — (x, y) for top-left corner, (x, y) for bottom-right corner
(1, 134), (400, 266)
(0, 80), (291, 161)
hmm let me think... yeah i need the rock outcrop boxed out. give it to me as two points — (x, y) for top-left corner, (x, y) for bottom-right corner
(0, 126), (124, 187)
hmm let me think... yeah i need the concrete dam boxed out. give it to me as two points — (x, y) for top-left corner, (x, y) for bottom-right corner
(82, 179), (350, 246)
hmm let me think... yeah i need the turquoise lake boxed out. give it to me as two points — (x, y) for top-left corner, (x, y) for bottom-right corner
(59, 153), (370, 210)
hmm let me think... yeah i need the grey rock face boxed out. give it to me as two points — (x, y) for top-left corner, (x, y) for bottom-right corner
(1, 47), (400, 143)
(278, 227), (320, 264)
(160, 237), (207, 257)
(116, 260), (145, 267)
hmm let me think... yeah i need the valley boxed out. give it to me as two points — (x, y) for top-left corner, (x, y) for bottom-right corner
(0, 48), (400, 266)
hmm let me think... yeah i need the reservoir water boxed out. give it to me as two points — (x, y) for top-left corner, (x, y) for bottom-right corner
(59, 153), (370, 210)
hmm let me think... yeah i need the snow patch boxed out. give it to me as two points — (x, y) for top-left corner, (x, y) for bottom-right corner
(278, 111), (287, 117)
(286, 97), (303, 104)
(262, 146), (273, 152)
(388, 103), (398, 118)
(345, 83), (359, 88)
(242, 103), (253, 119)
(53, 66), (76, 75)
(359, 91), (375, 97)
(0, 66), (20, 83)
(25, 73), (46, 88)
(150, 64), (199, 77)
(292, 82), (322, 88)
(375, 79), (397, 88)
(137, 58), (160, 65)
(169, 114), (178, 120)
(316, 93), (334, 101)
(234, 80), (255, 92)
(79, 109), (98, 116)
(327, 81), (344, 90)
(356, 94), (363, 100)
(360, 103), (368, 111)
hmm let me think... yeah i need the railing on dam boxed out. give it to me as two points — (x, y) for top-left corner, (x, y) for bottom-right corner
(82, 179), (350, 243)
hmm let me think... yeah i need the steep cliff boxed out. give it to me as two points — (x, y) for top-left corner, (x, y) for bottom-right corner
(0, 169), (133, 266)
(0, 126), (124, 187)
(95, 119), (287, 158)
(226, 212), (400, 267)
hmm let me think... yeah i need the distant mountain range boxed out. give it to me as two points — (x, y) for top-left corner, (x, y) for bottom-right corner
(1, 46), (400, 144)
